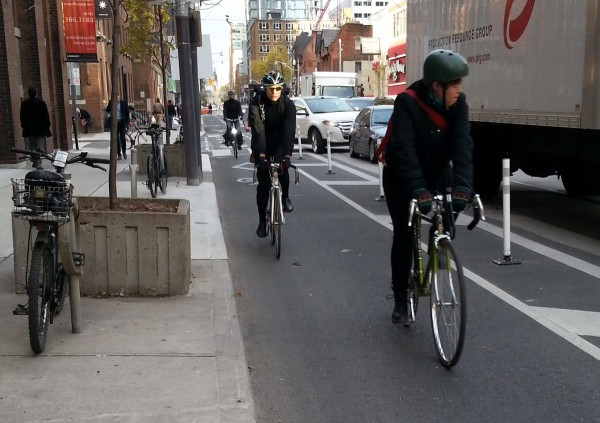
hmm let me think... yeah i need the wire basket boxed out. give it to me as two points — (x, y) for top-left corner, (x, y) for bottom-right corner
(11, 178), (71, 222)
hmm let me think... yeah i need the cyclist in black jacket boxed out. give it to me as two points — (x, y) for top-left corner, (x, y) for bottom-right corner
(223, 90), (243, 147)
(248, 72), (296, 238)
(383, 49), (473, 325)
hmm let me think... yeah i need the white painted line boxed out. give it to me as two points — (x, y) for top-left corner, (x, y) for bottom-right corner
(299, 164), (600, 362)
(530, 307), (600, 337)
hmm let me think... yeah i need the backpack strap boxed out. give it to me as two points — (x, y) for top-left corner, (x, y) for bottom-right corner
(375, 89), (448, 162)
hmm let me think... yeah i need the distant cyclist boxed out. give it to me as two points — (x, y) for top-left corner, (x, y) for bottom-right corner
(248, 71), (296, 238)
(223, 90), (243, 148)
(382, 49), (473, 325)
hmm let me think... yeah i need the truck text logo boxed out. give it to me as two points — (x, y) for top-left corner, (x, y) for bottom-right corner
(503, 0), (535, 49)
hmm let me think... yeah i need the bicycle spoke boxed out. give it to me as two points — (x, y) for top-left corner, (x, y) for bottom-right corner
(429, 239), (466, 367)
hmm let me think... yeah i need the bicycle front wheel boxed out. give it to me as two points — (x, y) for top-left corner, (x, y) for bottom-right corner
(273, 192), (281, 259)
(147, 155), (157, 198)
(27, 241), (54, 354)
(232, 138), (238, 159)
(159, 153), (168, 194)
(430, 238), (466, 368)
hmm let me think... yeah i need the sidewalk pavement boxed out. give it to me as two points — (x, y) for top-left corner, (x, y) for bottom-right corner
(0, 130), (256, 422)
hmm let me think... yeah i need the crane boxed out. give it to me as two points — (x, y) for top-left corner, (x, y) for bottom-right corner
(313, 0), (332, 31)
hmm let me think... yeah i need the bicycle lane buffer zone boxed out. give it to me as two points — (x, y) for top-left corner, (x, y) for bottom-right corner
(296, 155), (600, 362)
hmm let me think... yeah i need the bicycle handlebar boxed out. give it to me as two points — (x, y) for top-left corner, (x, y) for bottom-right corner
(407, 193), (486, 230)
(11, 148), (109, 172)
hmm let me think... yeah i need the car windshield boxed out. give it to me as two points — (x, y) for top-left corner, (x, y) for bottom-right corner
(372, 109), (393, 125)
(305, 98), (356, 113)
(345, 98), (374, 110)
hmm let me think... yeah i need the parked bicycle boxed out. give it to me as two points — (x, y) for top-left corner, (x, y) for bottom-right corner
(254, 160), (299, 259)
(145, 124), (170, 198)
(10, 147), (109, 354)
(405, 189), (484, 367)
(125, 120), (149, 149)
(223, 118), (243, 159)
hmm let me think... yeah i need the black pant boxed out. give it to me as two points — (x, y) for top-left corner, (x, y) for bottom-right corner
(256, 160), (290, 223)
(117, 119), (127, 156)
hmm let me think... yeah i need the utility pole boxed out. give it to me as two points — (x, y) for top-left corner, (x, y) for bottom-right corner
(226, 15), (233, 90)
(176, 0), (200, 185)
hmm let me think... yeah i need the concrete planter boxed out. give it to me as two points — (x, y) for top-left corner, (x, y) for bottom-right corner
(135, 144), (186, 177)
(75, 197), (191, 296)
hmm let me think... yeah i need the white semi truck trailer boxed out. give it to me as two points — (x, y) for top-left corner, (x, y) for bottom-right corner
(406, 0), (600, 197)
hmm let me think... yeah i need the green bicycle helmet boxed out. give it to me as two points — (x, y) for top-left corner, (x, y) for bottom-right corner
(423, 49), (469, 86)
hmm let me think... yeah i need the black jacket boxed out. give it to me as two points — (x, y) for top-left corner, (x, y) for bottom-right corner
(248, 93), (296, 157)
(20, 96), (51, 138)
(385, 80), (473, 193)
(223, 99), (243, 120)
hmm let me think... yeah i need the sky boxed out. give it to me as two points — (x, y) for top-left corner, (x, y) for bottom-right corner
(197, 0), (246, 85)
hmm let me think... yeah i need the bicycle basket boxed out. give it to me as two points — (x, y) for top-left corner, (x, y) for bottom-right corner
(12, 170), (71, 221)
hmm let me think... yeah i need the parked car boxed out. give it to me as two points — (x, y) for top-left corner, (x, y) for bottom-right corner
(345, 96), (396, 111)
(291, 96), (360, 153)
(349, 105), (394, 163)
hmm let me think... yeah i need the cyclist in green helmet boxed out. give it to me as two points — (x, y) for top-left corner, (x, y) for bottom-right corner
(382, 49), (474, 325)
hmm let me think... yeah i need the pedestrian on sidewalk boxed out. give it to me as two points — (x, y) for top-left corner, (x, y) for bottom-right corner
(107, 95), (130, 160)
(152, 98), (164, 125)
(20, 86), (51, 168)
(77, 108), (92, 133)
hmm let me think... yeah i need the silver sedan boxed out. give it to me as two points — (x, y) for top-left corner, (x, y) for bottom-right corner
(348, 105), (393, 163)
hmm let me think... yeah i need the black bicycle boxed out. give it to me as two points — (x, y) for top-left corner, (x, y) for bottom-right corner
(224, 118), (243, 159)
(11, 148), (109, 354)
(145, 124), (169, 197)
(406, 189), (485, 367)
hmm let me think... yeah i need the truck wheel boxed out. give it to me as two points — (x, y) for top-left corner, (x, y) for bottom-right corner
(561, 163), (600, 197)
(474, 163), (502, 200)
(310, 128), (326, 154)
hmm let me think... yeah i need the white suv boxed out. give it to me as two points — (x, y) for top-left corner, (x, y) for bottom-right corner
(291, 97), (360, 154)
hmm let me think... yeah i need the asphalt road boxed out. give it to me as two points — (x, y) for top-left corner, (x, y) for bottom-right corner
(202, 114), (600, 423)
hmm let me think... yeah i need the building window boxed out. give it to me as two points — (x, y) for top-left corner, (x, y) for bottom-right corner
(274, 34), (282, 42)
(274, 22), (281, 31)
(259, 45), (270, 53)
(355, 62), (362, 73)
(286, 23), (293, 31)
(286, 34), (294, 42)
(259, 34), (270, 42)
(260, 22), (269, 30)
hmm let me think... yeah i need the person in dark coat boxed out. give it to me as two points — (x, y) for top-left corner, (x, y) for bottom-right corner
(77, 108), (92, 133)
(248, 71), (296, 238)
(167, 100), (176, 129)
(107, 95), (130, 160)
(382, 49), (473, 325)
(20, 86), (51, 167)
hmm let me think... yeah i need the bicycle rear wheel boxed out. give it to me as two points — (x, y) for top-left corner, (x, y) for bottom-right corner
(273, 193), (281, 259)
(53, 266), (68, 316)
(430, 238), (466, 367)
(232, 138), (238, 159)
(27, 241), (53, 354)
(147, 155), (157, 198)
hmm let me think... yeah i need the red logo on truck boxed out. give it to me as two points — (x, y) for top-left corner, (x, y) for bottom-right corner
(503, 0), (535, 49)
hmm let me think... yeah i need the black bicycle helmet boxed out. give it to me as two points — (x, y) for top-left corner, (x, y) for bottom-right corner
(423, 49), (469, 86)
(261, 71), (284, 88)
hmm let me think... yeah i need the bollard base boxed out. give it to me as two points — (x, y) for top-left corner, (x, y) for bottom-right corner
(325, 170), (335, 175)
(375, 195), (386, 202)
(493, 255), (521, 265)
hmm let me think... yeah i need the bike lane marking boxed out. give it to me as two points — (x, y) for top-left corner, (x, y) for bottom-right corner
(297, 163), (600, 362)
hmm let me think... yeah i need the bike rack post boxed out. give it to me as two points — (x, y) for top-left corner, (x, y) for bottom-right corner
(493, 158), (521, 265)
(296, 124), (303, 160)
(129, 149), (138, 198)
(325, 129), (335, 174)
(375, 137), (385, 202)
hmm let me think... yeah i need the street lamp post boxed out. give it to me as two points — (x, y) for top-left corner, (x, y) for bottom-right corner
(225, 15), (233, 90)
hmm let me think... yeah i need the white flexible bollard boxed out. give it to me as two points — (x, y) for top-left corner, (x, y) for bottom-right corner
(325, 129), (334, 174)
(297, 124), (303, 160)
(493, 158), (520, 265)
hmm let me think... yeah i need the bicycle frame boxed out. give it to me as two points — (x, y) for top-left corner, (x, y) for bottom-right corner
(269, 163), (285, 226)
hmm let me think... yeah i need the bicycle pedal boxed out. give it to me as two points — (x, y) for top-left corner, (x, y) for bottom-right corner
(13, 304), (28, 315)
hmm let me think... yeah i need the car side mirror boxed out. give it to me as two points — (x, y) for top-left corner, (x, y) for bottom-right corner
(296, 109), (308, 116)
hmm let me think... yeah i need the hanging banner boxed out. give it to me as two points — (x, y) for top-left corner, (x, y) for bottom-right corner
(63, 0), (98, 62)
